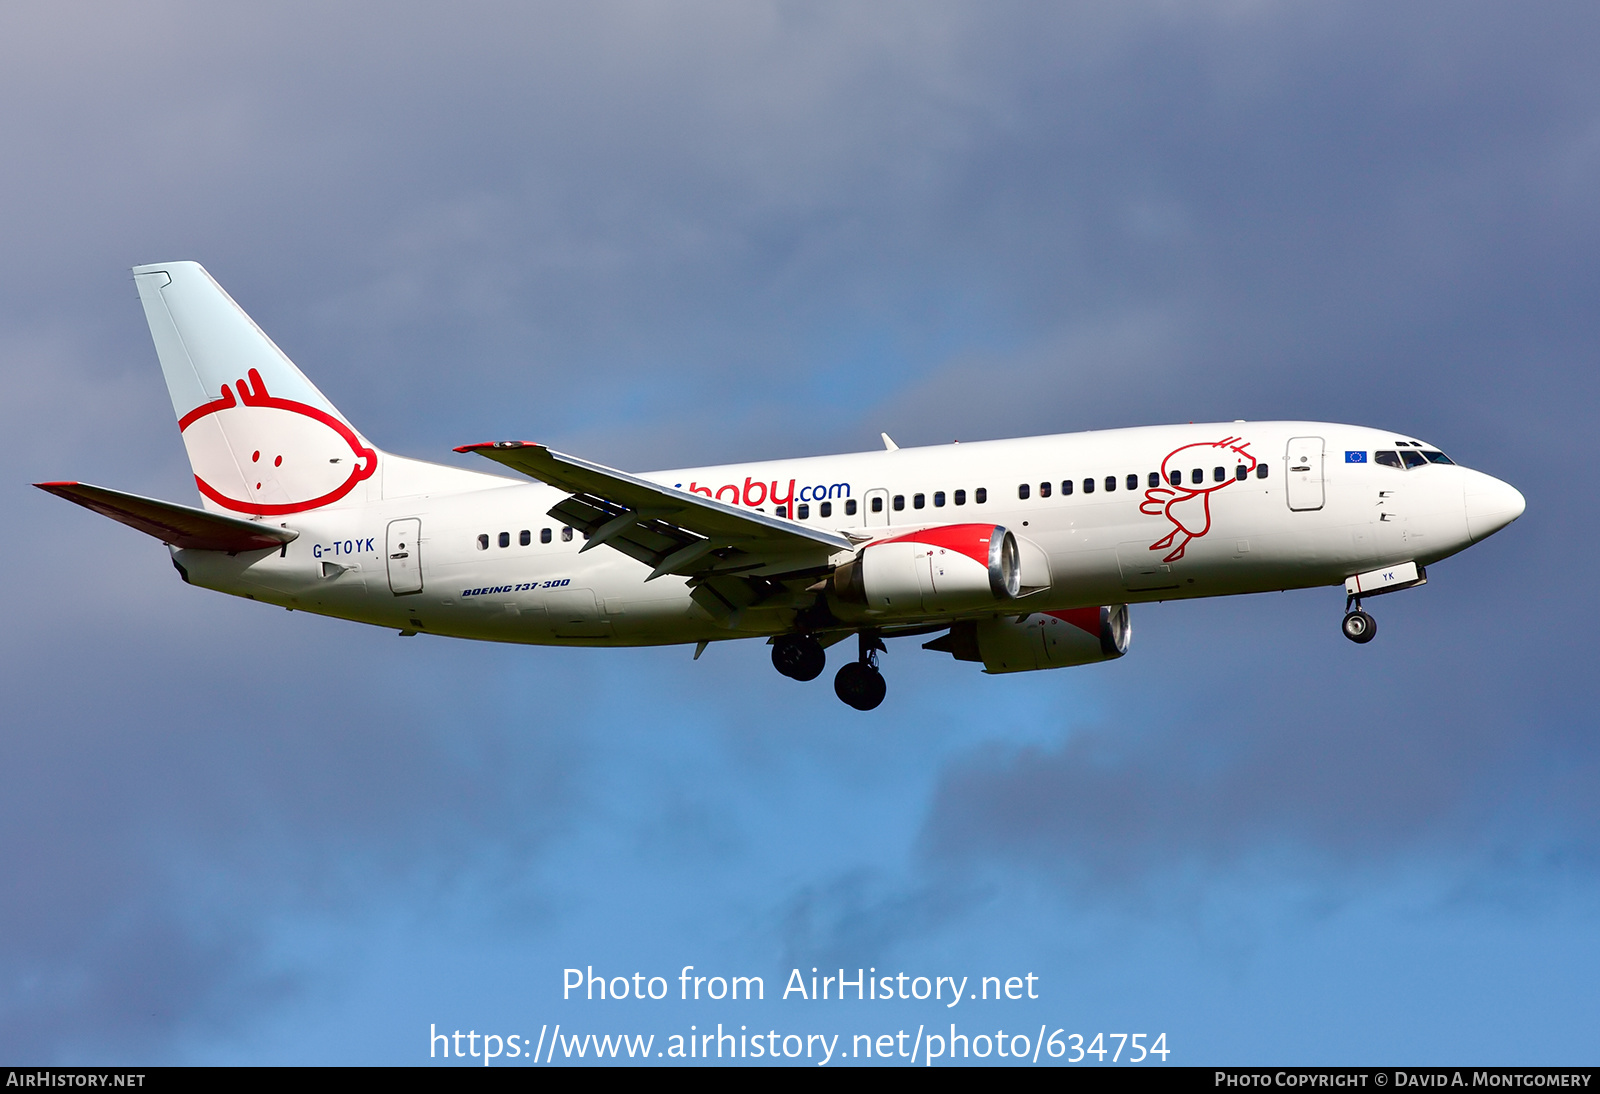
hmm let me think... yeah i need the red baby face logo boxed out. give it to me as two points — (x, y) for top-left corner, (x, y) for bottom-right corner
(178, 368), (377, 515)
(1139, 436), (1256, 562)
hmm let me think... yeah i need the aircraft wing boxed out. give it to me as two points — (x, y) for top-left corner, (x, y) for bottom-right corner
(35, 481), (299, 553)
(454, 441), (854, 600)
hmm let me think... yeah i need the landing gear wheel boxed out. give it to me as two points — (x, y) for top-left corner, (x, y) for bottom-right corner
(772, 634), (826, 681)
(834, 661), (887, 710)
(1342, 610), (1377, 644)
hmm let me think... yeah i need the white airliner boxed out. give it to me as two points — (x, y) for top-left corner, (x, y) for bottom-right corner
(38, 262), (1526, 709)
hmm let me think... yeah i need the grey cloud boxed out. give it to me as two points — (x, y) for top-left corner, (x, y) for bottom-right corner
(0, 583), (584, 1057)
(776, 869), (988, 973)
(4, 0), (1600, 1059)
(7, 4), (1595, 469)
(919, 585), (1600, 894)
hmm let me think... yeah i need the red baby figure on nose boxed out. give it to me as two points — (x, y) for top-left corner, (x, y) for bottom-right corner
(1140, 437), (1257, 562)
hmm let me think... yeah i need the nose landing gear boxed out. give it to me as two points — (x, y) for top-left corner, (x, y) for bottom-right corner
(1340, 563), (1426, 644)
(834, 633), (887, 710)
(1342, 593), (1377, 644)
(1341, 609), (1377, 643)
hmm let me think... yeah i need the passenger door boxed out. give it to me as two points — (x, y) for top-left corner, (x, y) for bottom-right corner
(1285, 437), (1325, 512)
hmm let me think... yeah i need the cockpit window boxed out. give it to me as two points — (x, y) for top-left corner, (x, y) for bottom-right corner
(1375, 447), (1452, 469)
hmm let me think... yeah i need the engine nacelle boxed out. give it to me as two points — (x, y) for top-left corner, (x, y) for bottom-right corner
(925, 605), (1131, 673)
(833, 524), (1020, 616)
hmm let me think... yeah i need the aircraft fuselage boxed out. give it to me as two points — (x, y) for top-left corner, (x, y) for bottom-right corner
(173, 420), (1518, 647)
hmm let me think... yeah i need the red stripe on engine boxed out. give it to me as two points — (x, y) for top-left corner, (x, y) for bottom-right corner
(873, 523), (996, 567)
(1045, 607), (1102, 636)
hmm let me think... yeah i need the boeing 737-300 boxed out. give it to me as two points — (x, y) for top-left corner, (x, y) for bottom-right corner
(36, 262), (1527, 709)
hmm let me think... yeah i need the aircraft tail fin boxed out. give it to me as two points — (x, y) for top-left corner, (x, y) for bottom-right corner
(132, 261), (379, 516)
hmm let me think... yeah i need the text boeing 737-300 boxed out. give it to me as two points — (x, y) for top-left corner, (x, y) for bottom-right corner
(37, 262), (1526, 710)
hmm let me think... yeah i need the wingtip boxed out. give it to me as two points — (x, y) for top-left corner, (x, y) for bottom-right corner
(34, 480), (80, 490)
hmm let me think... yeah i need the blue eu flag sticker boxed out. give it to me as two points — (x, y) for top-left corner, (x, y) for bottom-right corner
(1345, 451), (1367, 463)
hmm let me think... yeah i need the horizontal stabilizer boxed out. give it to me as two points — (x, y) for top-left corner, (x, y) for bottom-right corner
(34, 482), (299, 553)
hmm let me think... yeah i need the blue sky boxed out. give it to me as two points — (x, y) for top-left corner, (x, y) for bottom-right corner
(2, 1), (1596, 1065)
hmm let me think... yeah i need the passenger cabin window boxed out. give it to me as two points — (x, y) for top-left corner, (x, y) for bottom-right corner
(975, 488), (987, 503)
(1083, 477), (1095, 494)
(1169, 470), (1182, 486)
(1213, 466), (1226, 482)
(934, 491), (946, 507)
(1375, 451), (1403, 469)
(520, 529), (531, 546)
(476, 534), (489, 550)
(1400, 450), (1427, 469)
(1422, 450), (1454, 464)
(870, 496), (883, 513)
(1235, 466), (1248, 482)
(1104, 476), (1116, 493)
(1149, 472), (1160, 488)
(1018, 484), (1030, 500)
(798, 503), (810, 519)
(893, 495), (905, 511)
(1061, 479), (1073, 495)
(1039, 482), (1051, 498)
(954, 489), (966, 505)
(913, 493), (926, 509)
(845, 499), (858, 516)
(1256, 464), (1269, 479)
(776, 505), (788, 517)
(1191, 468), (1204, 485)
(541, 528), (552, 544)
(561, 526), (573, 542)
(498, 531), (510, 548)
(820, 501), (833, 517)
(1126, 474), (1138, 491)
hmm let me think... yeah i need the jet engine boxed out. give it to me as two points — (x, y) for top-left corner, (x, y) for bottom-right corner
(832, 524), (1020, 615)
(925, 605), (1131, 673)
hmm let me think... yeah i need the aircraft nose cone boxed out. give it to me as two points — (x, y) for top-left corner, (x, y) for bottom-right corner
(1463, 470), (1526, 543)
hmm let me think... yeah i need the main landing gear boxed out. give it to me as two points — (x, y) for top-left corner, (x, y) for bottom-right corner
(1342, 594), (1377, 644)
(771, 633), (826, 681)
(834, 633), (887, 711)
(772, 632), (888, 709)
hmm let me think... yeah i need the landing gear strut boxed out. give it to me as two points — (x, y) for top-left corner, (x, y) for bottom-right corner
(1342, 595), (1377, 644)
(772, 633), (826, 681)
(834, 633), (887, 711)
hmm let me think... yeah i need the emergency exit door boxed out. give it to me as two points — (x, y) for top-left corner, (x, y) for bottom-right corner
(386, 518), (423, 595)
(864, 488), (890, 527)
(1285, 437), (1325, 511)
